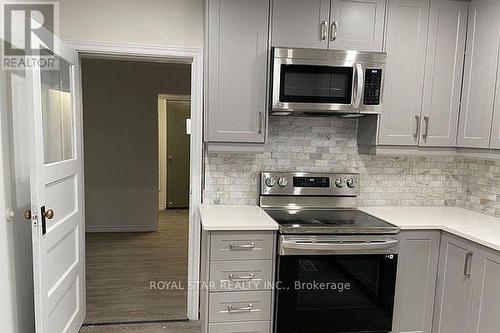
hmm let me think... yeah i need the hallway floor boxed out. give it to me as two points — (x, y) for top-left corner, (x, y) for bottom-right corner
(80, 320), (200, 333)
(84, 209), (189, 324)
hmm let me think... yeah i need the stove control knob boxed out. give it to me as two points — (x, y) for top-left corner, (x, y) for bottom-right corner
(346, 178), (356, 188)
(277, 177), (288, 187)
(265, 177), (277, 187)
(335, 178), (345, 188)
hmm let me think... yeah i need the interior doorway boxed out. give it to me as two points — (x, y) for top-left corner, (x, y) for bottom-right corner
(158, 96), (191, 210)
(80, 58), (192, 326)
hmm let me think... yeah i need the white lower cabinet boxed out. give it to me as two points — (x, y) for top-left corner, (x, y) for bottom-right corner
(432, 233), (475, 333)
(208, 321), (270, 333)
(391, 231), (440, 333)
(467, 244), (500, 333)
(201, 230), (275, 333)
(432, 233), (500, 333)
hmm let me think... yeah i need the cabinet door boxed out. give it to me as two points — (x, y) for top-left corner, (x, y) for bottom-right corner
(457, 0), (500, 148)
(271, 0), (330, 49)
(420, 0), (467, 147)
(378, 0), (430, 145)
(488, 9), (500, 149)
(392, 231), (440, 333)
(467, 247), (500, 333)
(329, 0), (386, 51)
(206, 0), (269, 143)
(490, 65), (500, 148)
(432, 233), (475, 333)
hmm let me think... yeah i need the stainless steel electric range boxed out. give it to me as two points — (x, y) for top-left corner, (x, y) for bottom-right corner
(259, 172), (400, 333)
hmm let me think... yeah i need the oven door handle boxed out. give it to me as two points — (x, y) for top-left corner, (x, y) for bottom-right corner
(353, 63), (364, 110)
(281, 239), (398, 252)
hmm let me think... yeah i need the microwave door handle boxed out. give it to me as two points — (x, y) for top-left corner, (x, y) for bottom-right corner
(353, 63), (364, 109)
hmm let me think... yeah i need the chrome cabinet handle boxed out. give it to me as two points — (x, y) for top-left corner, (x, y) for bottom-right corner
(330, 21), (338, 41)
(229, 242), (255, 250)
(228, 273), (255, 281)
(319, 21), (328, 40)
(414, 115), (421, 139)
(464, 251), (473, 278)
(423, 116), (430, 140)
(227, 304), (254, 313)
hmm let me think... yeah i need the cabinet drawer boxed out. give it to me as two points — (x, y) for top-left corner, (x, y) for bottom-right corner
(209, 321), (270, 333)
(210, 232), (274, 261)
(210, 260), (273, 292)
(209, 291), (272, 323)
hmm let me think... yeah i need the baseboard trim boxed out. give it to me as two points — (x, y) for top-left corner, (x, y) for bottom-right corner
(86, 225), (156, 233)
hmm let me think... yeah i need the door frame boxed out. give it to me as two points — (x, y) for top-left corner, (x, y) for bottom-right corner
(158, 94), (191, 210)
(66, 40), (203, 321)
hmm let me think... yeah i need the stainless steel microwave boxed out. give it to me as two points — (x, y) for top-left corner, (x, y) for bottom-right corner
(270, 47), (386, 116)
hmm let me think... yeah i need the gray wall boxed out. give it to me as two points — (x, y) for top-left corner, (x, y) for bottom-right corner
(82, 59), (191, 232)
(60, 0), (203, 48)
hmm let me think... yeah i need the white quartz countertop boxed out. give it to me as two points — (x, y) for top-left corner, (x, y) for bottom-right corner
(360, 207), (500, 252)
(199, 204), (279, 231)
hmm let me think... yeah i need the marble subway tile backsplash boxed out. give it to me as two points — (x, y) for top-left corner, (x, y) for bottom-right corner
(203, 116), (500, 218)
(459, 158), (500, 217)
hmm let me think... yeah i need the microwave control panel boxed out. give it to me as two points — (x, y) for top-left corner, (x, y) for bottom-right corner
(363, 68), (382, 105)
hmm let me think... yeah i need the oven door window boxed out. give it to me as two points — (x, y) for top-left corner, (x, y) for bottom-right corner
(279, 65), (353, 104)
(276, 254), (397, 333)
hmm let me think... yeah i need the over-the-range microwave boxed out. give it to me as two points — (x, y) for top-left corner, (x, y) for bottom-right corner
(270, 47), (386, 116)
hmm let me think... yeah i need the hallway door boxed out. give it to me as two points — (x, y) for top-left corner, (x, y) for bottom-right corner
(26, 27), (86, 333)
(166, 100), (191, 208)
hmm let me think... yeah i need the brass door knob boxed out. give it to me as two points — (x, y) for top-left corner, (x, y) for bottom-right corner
(24, 210), (32, 220)
(43, 209), (54, 219)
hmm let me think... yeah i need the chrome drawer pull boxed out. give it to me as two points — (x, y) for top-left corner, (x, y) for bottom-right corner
(228, 273), (255, 281)
(227, 304), (254, 313)
(229, 242), (255, 250)
(464, 251), (473, 278)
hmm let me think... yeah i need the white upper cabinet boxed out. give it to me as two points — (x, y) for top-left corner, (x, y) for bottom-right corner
(492, 64), (500, 148)
(271, 0), (386, 51)
(329, 0), (386, 51)
(419, 0), (468, 147)
(458, 0), (500, 148)
(271, 0), (330, 49)
(378, 0), (430, 146)
(205, 0), (269, 143)
(490, 64), (500, 148)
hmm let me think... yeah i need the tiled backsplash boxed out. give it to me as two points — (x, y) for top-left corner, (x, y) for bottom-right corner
(204, 116), (500, 218)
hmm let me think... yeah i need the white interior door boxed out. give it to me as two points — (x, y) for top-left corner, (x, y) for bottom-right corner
(27, 27), (85, 333)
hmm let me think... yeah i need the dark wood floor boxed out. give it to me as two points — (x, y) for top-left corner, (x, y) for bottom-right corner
(80, 321), (200, 333)
(84, 210), (189, 324)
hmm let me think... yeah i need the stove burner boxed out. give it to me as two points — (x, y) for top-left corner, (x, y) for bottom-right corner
(264, 209), (399, 234)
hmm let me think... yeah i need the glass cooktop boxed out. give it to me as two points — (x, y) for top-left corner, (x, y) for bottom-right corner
(264, 209), (400, 234)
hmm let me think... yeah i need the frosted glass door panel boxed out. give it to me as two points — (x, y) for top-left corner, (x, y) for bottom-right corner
(41, 56), (74, 164)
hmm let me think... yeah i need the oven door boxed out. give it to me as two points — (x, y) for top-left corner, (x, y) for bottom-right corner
(275, 236), (398, 333)
(271, 57), (364, 115)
